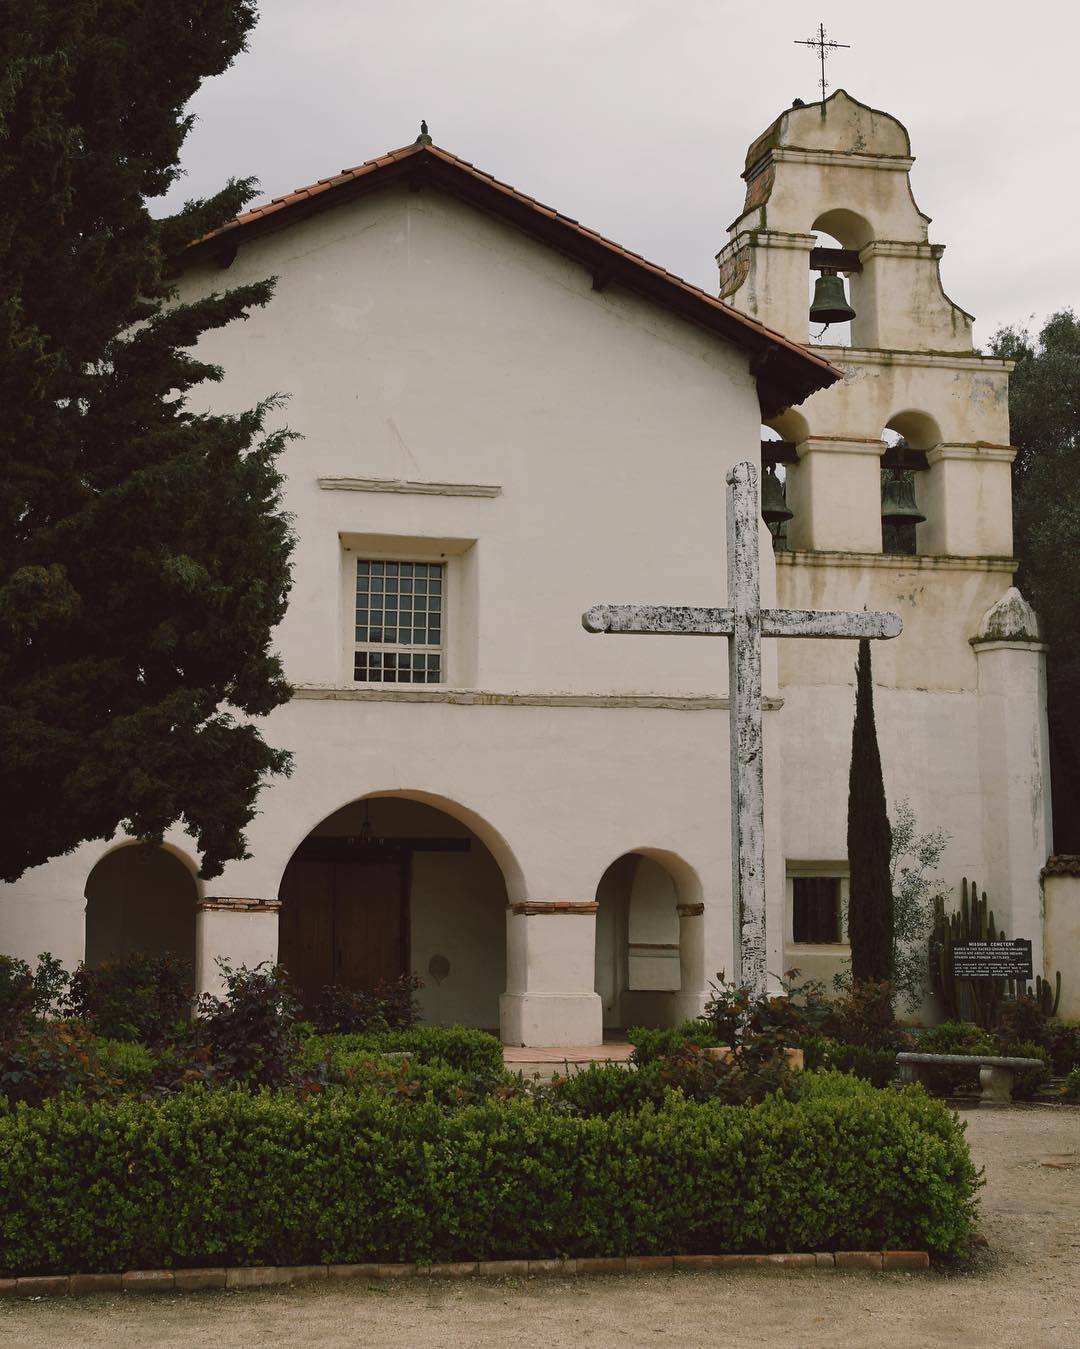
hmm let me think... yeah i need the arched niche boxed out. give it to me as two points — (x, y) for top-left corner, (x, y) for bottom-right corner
(277, 794), (510, 1029)
(593, 849), (704, 1030)
(884, 409), (942, 452)
(811, 208), (875, 251)
(880, 415), (937, 556)
(84, 844), (197, 972)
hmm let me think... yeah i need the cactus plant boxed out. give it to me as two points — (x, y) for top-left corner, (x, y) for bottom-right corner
(929, 878), (1063, 1028)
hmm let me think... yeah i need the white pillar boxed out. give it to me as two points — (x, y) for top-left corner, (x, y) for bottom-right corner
(786, 439), (885, 554)
(499, 902), (603, 1047)
(972, 589), (1052, 977)
(195, 896), (281, 998)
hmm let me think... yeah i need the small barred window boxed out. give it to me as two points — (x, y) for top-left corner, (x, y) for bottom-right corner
(353, 560), (443, 684)
(792, 876), (842, 944)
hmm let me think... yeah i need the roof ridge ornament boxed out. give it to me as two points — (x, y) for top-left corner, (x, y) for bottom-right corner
(415, 119), (432, 146)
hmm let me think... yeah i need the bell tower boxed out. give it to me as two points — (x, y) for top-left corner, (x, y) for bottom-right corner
(722, 92), (1053, 988)
(716, 89), (1014, 558)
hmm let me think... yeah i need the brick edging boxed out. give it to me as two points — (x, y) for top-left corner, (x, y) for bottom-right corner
(0, 1251), (930, 1296)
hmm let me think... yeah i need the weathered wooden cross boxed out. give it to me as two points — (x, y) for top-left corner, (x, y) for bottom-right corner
(582, 460), (902, 995)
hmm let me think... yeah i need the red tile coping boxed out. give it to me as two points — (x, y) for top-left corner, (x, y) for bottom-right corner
(0, 1252), (929, 1295)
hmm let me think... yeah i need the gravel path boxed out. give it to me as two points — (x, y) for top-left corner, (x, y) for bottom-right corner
(2, 1104), (1077, 1348)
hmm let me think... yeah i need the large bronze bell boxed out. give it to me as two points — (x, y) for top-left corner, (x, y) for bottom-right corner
(809, 269), (856, 326)
(880, 470), (926, 525)
(760, 464), (793, 524)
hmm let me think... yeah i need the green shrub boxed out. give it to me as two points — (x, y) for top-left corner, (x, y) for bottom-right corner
(313, 1051), (518, 1107)
(1049, 1027), (1080, 1077)
(1064, 1066), (1080, 1100)
(0, 1072), (980, 1274)
(1, 1023), (108, 1106)
(68, 954), (191, 1045)
(196, 963), (300, 1089)
(1001, 1041), (1051, 1100)
(627, 1023), (720, 1064)
(0, 1025), (159, 1107)
(312, 974), (422, 1035)
(826, 1043), (897, 1088)
(912, 1022), (993, 1094)
(298, 1026), (504, 1077)
(823, 980), (907, 1050)
(92, 1040), (157, 1092)
(791, 1034), (895, 1086)
(549, 1049), (797, 1116)
(917, 1022), (995, 1056)
(0, 957), (36, 1039)
(994, 995), (1049, 1049)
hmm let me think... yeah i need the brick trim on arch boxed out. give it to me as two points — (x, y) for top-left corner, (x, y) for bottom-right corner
(197, 896), (282, 914)
(509, 901), (599, 916)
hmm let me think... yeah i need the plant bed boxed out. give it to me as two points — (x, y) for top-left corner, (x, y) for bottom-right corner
(0, 1073), (979, 1276)
(0, 1248), (933, 1295)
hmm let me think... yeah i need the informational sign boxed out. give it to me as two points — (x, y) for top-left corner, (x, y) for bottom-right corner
(952, 939), (1033, 981)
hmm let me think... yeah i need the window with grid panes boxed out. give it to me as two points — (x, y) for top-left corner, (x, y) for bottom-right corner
(353, 560), (443, 684)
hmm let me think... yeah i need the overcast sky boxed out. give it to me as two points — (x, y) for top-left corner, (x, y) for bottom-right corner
(157, 0), (1079, 348)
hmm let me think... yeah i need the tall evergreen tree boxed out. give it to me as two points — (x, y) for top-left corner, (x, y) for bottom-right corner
(846, 640), (894, 982)
(0, 1), (293, 882)
(990, 312), (1080, 851)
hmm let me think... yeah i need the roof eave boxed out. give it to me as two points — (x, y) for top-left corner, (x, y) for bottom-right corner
(184, 143), (839, 418)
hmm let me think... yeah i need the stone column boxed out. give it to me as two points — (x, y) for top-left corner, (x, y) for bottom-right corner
(195, 896), (281, 998)
(972, 589), (1052, 977)
(499, 901), (603, 1048)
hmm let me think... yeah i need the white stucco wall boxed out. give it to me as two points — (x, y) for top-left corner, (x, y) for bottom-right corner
(0, 125), (1055, 1041)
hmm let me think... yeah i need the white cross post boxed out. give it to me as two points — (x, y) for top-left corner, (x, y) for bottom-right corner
(582, 460), (902, 995)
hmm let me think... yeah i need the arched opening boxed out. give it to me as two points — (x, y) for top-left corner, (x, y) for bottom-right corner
(594, 850), (703, 1030)
(809, 210), (874, 349)
(84, 844), (197, 971)
(278, 795), (508, 1029)
(880, 412), (939, 555)
(761, 424), (797, 552)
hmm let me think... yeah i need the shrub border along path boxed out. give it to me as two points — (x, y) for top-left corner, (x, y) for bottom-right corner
(1, 1251), (930, 1296)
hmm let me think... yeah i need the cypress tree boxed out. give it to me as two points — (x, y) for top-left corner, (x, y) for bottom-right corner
(0, 2), (293, 881)
(846, 639), (894, 981)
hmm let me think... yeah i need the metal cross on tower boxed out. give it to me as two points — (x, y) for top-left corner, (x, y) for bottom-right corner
(582, 461), (901, 996)
(794, 22), (850, 102)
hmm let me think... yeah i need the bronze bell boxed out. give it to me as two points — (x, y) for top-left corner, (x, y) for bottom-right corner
(809, 269), (856, 326)
(760, 464), (793, 524)
(880, 470), (926, 525)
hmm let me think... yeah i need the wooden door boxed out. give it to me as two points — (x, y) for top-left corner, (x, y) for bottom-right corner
(333, 859), (408, 988)
(278, 859), (335, 1008)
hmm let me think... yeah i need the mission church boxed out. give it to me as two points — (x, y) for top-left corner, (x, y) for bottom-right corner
(2, 90), (1066, 1043)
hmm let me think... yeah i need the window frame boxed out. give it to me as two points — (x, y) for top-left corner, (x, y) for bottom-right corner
(349, 555), (447, 687)
(786, 865), (850, 949)
(347, 555), (444, 685)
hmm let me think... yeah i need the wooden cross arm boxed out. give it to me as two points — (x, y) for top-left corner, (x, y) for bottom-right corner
(582, 603), (901, 640)
(582, 604), (734, 635)
(760, 609), (902, 640)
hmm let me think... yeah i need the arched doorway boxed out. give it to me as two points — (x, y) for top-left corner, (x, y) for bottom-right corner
(595, 852), (684, 1030)
(278, 796), (508, 1028)
(84, 844), (197, 969)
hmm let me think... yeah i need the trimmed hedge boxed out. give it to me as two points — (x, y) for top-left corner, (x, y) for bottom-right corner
(297, 1026), (504, 1077)
(0, 1073), (979, 1274)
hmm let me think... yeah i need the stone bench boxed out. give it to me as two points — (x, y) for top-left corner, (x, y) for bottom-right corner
(896, 1052), (1044, 1104)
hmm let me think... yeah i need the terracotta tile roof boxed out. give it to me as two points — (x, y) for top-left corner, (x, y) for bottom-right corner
(185, 140), (840, 416)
